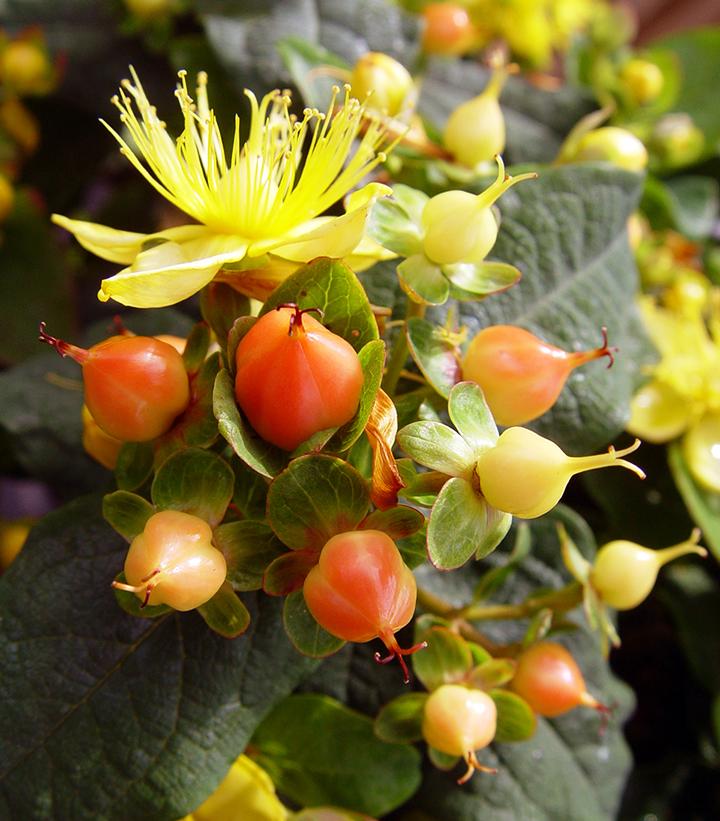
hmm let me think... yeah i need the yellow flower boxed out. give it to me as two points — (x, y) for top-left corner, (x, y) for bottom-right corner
(53, 69), (392, 308)
(628, 293), (720, 491)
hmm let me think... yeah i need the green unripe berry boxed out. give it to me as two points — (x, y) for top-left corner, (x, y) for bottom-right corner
(591, 532), (706, 610)
(683, 413), (720, 493)
(571, 127), (648, 172)
(620, 58), (664, 106)
(476, 428), (644, 518)
(350, 52), (414, 117)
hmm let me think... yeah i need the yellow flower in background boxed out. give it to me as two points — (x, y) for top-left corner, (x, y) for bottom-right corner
(628, 292), (720, 492)
(53, 69), (392, 308)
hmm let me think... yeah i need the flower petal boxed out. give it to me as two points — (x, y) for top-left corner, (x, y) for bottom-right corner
(627, 379), (693, 443)
(99, 233), (249, 308)
(51, 215), (147, 264)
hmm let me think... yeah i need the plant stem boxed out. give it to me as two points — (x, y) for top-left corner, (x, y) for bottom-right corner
(458, 581), (583, 621)
(381, 299), (425, 397)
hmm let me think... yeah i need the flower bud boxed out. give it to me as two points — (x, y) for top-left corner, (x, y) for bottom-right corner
(350, 52), (414, 117)
(649, 113), (704, 169)
(620, 58), (664, 106)
(476, 428), (644, 518)
(591, 531), (706, 610)
(1, 38), (54, 96)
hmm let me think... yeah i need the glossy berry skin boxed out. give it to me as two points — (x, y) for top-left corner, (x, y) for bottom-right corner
(422, 684), (497, 783)
(350, 52), (413, 117)
(511, 642), (597, 717)
(476, 427), (644, 518)
(234, 306), (364, 451)
(591, 535), (706, 610)
(303, 530), (424, 682)
(120, 510), (226, 611)
(421, 3), (475, 56)
(571, 127), (648, 172)
(462, 325), (615, 426)
(39, 325), (190, 442)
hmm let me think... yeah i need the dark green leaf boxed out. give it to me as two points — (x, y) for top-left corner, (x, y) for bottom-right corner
(151, 448), (234, 527)
(263, 549), (319, 596)
(427, 477), (511, 569)
(225, 315), (256, 377)
(115, 441), (154, 492)
(374, 692), (428, 744)
(360, 505), (424, 540)
(262, 258), (379, 351)
(181, 322), (211, 374)
(446, 165), (649, 454)
(642, 174), (719, 240)
(406, 317), (462, 399)
(668, 441), (720, 561)
(267, 455), (370, 550)
(200, 282), (251, 352)
(214, 368), (287, 479)
(0, 495), (314, 820)
(327, 339), (385, 453)
(252, 694), (422, 817)
(231, 459), (269, 521)
(212, 520), (286, 591)
(102, 490), (154, 542)
(473, 522), (532, 601)
(283, 590), (345, 658)
(490, 689), (537, 743)
(196, 582), (251, 638)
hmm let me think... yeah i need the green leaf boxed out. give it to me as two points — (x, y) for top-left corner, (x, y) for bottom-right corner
(397, 255), (449, 305)
(448, 381), (498, 456)
(360, 505), (424, 540)
(427, 478), (511, 569)
(473, 522), (532, 601)
(668, 441), (720, 561)
(405, 317), (462, 399)
(397, 421), (475, 478)
(252, 694), (422, 817)
(447, 164), (649, 454)
(262, 258), (378, 351)
(443, 260), (521, 299)
(642, 174), (720, 240)
(374, 692), (428, 744)
(231, 459), (269, 521)
(412, 626), (474, 691)
(283, 590), (345, 658)
(367, 195), (424, 257)
(102, 490), (154, 542)
(276, 36), (350, 110)
(214, 368), (287, 479)
(327, 339), (385, 453)
(196, 582), (251, 638)
(200, 281), (251, 349)
(490, 689), (537, 743)
(212, 520), (286, 591)
(648, 28), (720, 160)
(115, 441), (154, 492)
(263, 549), (319, 596)
(181, 322), (212, 374)
(151, 448), (234, 527)
(467, 659), (516, 690)
(0, 495), (314, 820)
(267, 455), (370, 550)
(225, 315), (256, 377)
(427, 747), (459, 771)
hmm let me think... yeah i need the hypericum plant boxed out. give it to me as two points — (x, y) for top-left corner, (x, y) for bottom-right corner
(234, 304), (364, 451)
(39, 323), (190, 441)
(462, 324), (617, 425)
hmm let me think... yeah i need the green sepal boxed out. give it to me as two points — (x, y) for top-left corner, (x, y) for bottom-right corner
(467, 641), (493, 667)
(521, 608), (554, 649)
(283, 590), (346, 658)
(212, 520), (286, 591)
(412, 625), (474, 691)
(427, 747), (460, 771)
(559, 523), (592, 584)
(427, 477), (511, 569)
(213, 368), (287, 479)
(267, 455), (370, 550)
(406, 317), (462, 399)
(367, 193), (424, 257)
(374, 692), (429, 744)
(154, 352), (221, 464)
(467, 658), (517, 690)
(263, 549), (319, 596)
(397, 254), (449, 306)
(490, 688), (537, 743)
(200, 281), (251, 351)
(231, 459), (269, 521)
(397, 463), (448, 507)
(115, 441), (154, 492)
(181, 321), (211, 375)
(151, 447), (234, 527)
(448, 381), (499, 456)
(225, 315), (256, 377)
(326, 339), (385, 453)
(397, 421), (475, 479)
(360, 505), (425, 540)
(196, 581), (251, 638)
(102, 490), (154, 542)
(112, 572), (171, 619)
(397, 528), (428, 570)
(473, 522), (532, 601)
(262, 257), (378, 351)
(442, 260), (522, 298)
